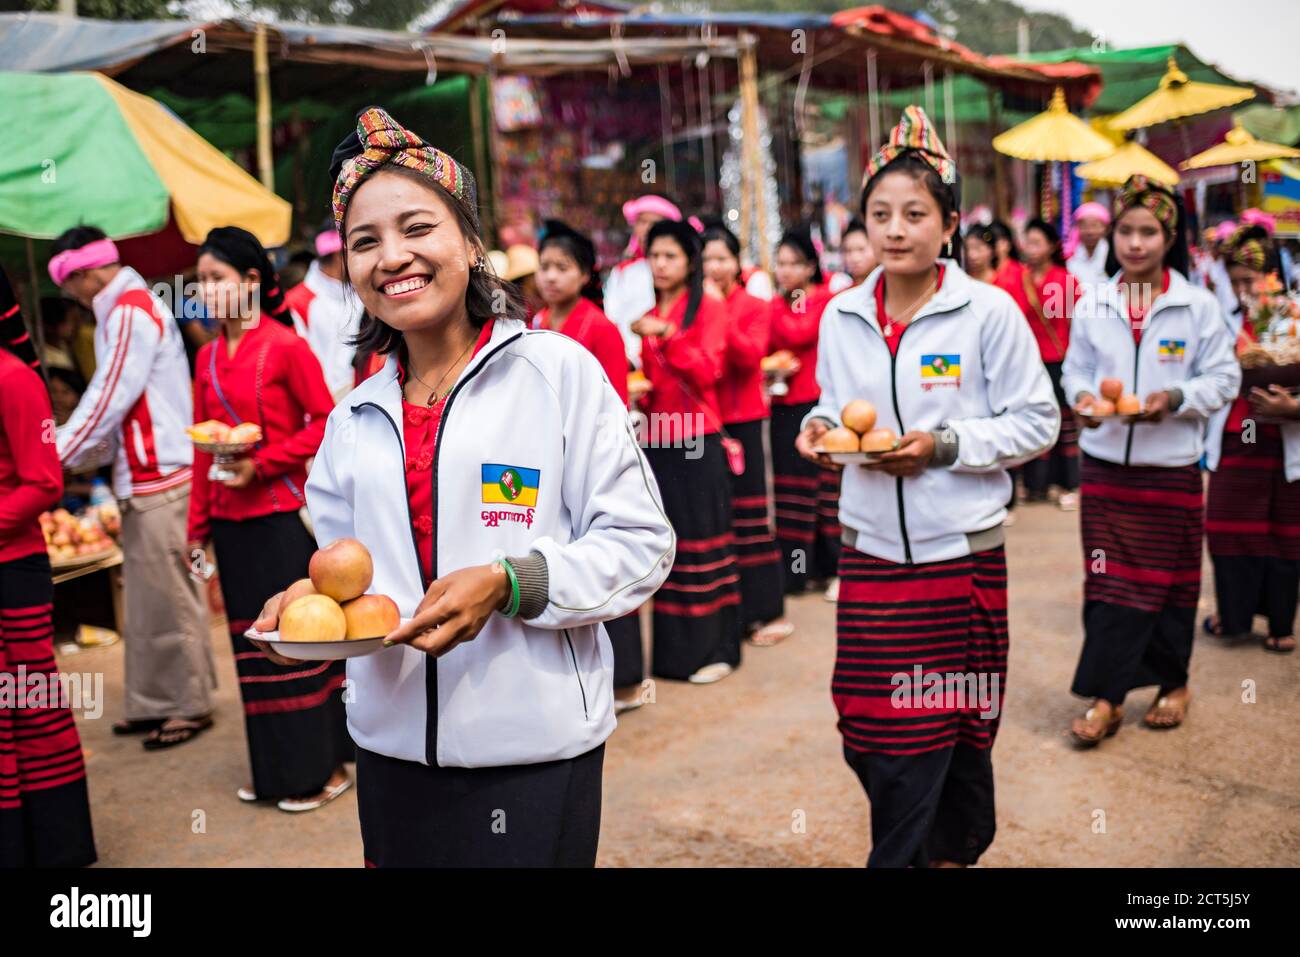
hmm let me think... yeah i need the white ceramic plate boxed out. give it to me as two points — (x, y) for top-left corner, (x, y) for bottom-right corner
(243, 618), (411, 661)
(822, 448), (898, 465)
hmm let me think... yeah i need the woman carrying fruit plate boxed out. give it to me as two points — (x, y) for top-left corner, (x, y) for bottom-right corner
(250, 108), (673, 867)
(1203, 225), (1300, 654)
(1061, 175), (1240, 745)
(187, 226), (354, 812)
(796, 106), (1059, 867)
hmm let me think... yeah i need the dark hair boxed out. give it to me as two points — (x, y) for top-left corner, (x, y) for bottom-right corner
(777, 226), (825, 287)
(197, 226), (294, 327)
(700, 223), (743, 283)
(1024, 218), (1066, 267)
(47, 364), (86, 397)
(1105, 190), (1191, 279)
(843, 217), (868, 240)
(340, 167), (526, 356)
(861, 154), (963, 267)
(50, 224), (108, 257)
(538, 219), (603, 305)
(988, 219), (1020, 262)
(646, 218), (705, 330)
(963, 225), (1000, 268)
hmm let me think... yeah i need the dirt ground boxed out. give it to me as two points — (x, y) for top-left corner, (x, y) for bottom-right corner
(63, 501), (1299, 867)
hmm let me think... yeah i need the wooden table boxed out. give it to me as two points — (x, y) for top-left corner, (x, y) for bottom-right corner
(51, 547), (124, 636)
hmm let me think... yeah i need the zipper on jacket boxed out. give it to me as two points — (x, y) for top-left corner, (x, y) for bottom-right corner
(1123, 315), (1145, 467)
(353, 401), (425, 584)
(887, 329), (914, 564)
(562, 629), (589, 721)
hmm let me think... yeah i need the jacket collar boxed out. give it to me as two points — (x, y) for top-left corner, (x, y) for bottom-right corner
(92, 265), (147, 325)
(1094, 267), (1192, 320)
(348, 317), (527, 423)
(837, 258), (972, 334)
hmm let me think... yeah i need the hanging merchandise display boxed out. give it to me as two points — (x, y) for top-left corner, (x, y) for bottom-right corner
(720, 98), (781, 269)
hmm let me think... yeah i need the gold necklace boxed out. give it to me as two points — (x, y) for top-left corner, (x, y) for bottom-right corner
(408, 336), (476, 407)
(883, 268), (939, 336)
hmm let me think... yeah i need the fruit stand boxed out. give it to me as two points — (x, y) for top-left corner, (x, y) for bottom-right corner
(42, 503), (125, 643)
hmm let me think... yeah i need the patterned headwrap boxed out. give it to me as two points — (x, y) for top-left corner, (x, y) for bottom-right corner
(1226, 225), (1268, 272)
(1113, 174), (1177, 234)
(862, 105), (957, 188)
(330, 106), (478, 235)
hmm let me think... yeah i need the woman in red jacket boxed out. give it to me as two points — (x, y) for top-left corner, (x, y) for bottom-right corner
(533, 219), (646, 710)
(0, 342), (97, 866)
(769, 227), (840, 597)
(999, 218), (1081, 509)
(633, 218), (741, 684)
(702, 222), (793, 646)
(188, 227), (353, 812)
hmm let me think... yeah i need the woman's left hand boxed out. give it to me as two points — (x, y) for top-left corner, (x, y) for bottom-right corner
(382, 564), (512, 657)
(867, 430), (935, 477)
(221, 457), (258, 488)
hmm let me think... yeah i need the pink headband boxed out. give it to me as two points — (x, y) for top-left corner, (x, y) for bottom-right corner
(48, 238), (119, 286)
(315, 230), (342, 257)
(1240, 208), (1277, 235)
(1073, 201), (1111, 225)
(1214, 220), (1239, 243)
(622, 195), (682, 226)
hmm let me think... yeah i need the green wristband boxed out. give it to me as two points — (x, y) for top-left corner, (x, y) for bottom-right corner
(498, 558), (521, 618)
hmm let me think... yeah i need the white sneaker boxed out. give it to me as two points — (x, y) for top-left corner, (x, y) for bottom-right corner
(824, 578), (840, 602)
(236, 785), (258, 803)
(614, 696), (645, 715)
(277, 774), (352, 813)
(1058, 491), (1080, 512)
(688, 662), (734, 684)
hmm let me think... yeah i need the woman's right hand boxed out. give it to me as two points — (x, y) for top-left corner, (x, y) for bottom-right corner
(795, 418), (837, 468)
(249, 591), (299, 666)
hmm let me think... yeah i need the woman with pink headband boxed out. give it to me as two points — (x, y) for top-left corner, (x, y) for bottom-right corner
(603, 194), (682, 368)
(1065, 201), (1111, 286)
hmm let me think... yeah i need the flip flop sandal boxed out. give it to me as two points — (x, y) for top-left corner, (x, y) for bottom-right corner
(143, 716), (214, 750)
(112, 718), (165, 736)
(1202, 616), (1223, 637)
(1143, 694), (1189, 729)
(750, 621), (795, 647)
(1264, 636), (1296, 654)
(277, 775), (352, 813)
(1070, 704), (1123, 746)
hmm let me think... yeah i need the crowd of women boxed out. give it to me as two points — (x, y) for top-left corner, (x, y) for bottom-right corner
(1, 101), (1295, 869)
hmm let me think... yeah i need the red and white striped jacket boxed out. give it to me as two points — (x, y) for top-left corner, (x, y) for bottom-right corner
(56, 266), (193, 499)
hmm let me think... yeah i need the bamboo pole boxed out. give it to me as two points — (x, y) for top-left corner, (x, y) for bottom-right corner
(988, 85), (1008, 221)
(254, 23), (274, 192)
(25, 238), (47, 381)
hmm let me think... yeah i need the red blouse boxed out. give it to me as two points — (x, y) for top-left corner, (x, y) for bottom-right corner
(402, 320), (495, 584)
(533, 297), (629, 405)
(1126, 268), (1171, 344)
(639, 291), (728, 443)
(717, 282), (771, 425)
(768, 285), (833, 405)
(188, 318), (334, 545)
(0, 348), (62, 562)
(999, 263), (1079, 363)
(875, 265), (947, 356)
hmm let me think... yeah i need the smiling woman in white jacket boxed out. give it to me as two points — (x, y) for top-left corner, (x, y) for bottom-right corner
(1062, 176), (1239, 746)
(251, 107), (673, 867)
(797, 108), (1059, 869)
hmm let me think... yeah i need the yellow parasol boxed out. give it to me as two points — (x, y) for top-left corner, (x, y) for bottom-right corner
(1110, 57), (1255, 132)
(1077, 140), (1181, 187)
(1180, 124), (1300, 170)
(992, 87), (1116, 162)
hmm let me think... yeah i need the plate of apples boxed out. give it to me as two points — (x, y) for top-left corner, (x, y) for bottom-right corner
(246, 538), (404, 661)
(1076, 379), (1144, 422)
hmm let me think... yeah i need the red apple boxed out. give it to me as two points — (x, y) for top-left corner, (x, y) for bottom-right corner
(279, 594), (347, 643)
(309, 538), (374, 603)
(1099, 378), (1123, 401)
(341, 594), (400, 640)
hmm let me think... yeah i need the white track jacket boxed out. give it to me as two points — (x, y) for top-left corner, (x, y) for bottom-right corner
(305, 318), (674, 767)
